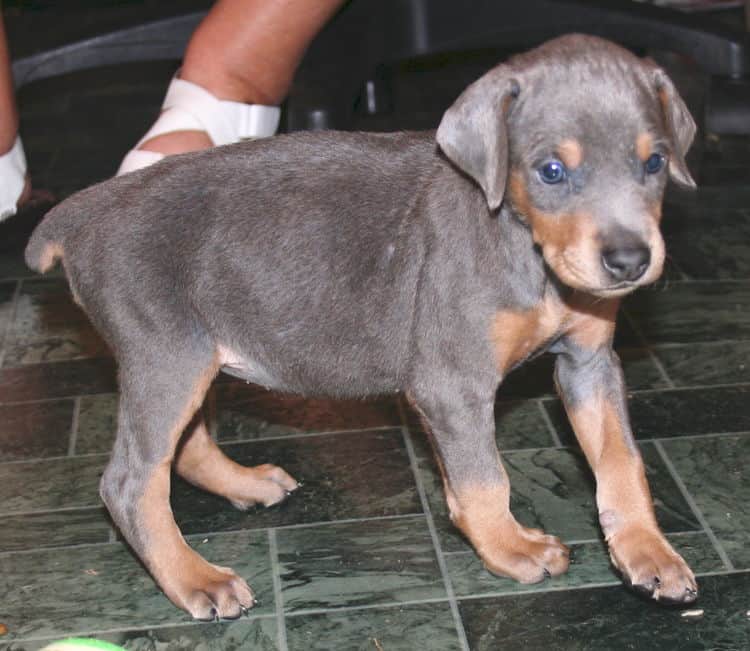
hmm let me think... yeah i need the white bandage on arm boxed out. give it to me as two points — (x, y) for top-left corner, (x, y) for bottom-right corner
(0, 135), (27, 221)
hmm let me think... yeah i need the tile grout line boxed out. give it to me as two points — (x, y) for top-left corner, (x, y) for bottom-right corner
(4, 375), (750, 408)
(653, 277), (750, 284)
(6, 612), (279, 645)
(664, 257), (691, 282)
(12, 567), (750, 645)
(0, 450), (110, 466)
(621, 306), (676, 389)
(267, 528), (289, 651)
(652, 439), (735, 571)
(67, 395), (82, 456)
(217, 424), (399, 446)
(1, 504), (103, 517)
(536, 399), (563, 447)
(285, 596), (452, 619)
(206, 388), (219, 441)
(397, 400), (471, 651)
(441, 529), (706, 557)
(542, 379), (750, 399)
(0, 278), (23, 370)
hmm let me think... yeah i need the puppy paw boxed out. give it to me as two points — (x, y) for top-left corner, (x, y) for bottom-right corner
(478, 520), (570, 584)
(228, 463), (299, 510)
(608, 526), (697, 604)
(173, 561), (257, 620)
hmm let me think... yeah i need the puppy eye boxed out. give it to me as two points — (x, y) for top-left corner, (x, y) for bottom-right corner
(538, 160), (567, 184)
(645, 153), (665, 174)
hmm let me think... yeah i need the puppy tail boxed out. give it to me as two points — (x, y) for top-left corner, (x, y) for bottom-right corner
(24, 202), (72, 273)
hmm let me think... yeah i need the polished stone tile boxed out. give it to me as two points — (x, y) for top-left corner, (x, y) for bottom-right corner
(0, 530), (274, 642)
(76, 393), (118, 454)
(0, 508), (110, 553)
(628, 386), (750, 439)
(446, 531), (724, 598)
(285, 602), (462, 650)
(0, 358), (117, 403)
(277, 516), (445, 612)
(87, 618), (278, 651)
(0, 399), (74, 461)
(407, 399), (558, 459)
(458, 571), (750, 650)
(418, 442), (699, 554)
(0, 281), (16, 334)
(214, 381), (401, 441)
(496, 354), (555, 400)
(624, 281), (750, 345)
(497, 346), (666, 400)
(2, 278), (109, 367)
(654, 341), (750, 387)
(662, 188), (750, 279)
(0, 455), (105, 513)
(616, 347), (671, 390)
(172, 429), (421, 535)
(546, 384), (750, 441)
(661, 432), (750, 569)
(493, 400), (558, 450)
(0, 256), (33, 282)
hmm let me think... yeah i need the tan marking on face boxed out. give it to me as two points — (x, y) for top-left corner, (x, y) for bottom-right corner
(636, 132), (653, 162)
(490, 295), (568, 374)
(509, 171), (666, 295)
(508, 171), (604, 291)
(557, 138), (583, 169)
(649, 201), (663, 223)
(39, 242), (64, 273)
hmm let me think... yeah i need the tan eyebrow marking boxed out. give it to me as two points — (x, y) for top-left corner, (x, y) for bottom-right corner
(557, 138), (583, 169)
(636, 132), (653, 162)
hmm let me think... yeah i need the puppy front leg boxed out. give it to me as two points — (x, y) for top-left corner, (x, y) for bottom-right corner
(555, 345), (698, 603)
(412, 386), (569, 583)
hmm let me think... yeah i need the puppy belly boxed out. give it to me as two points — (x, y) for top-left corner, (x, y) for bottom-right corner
(218, 346), (282, 390)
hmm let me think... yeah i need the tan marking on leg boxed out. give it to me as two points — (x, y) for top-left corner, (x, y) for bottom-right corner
(449, 484), (569, 583)
(557, 138), (583, 169)
(175, 416), (297, 509)
(135, 354), (256, 618)
(39, 242), (63, 273)
(565, 394), (696, 601)
(636, 132), (653, 162)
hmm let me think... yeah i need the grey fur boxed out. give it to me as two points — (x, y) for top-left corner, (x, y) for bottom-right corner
(25, 34), (698, 614)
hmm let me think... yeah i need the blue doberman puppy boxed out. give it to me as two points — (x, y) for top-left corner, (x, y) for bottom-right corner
(26, 34), (698, 619)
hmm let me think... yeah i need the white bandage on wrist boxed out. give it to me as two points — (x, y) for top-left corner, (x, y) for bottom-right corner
(0, 135), (27, 221)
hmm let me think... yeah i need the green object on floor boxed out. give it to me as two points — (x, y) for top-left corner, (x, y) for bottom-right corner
(41, 639), (126, 651)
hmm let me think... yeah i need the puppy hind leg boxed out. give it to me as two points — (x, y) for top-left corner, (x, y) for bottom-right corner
(100, 345), (255, 620)
(175, 413), (298, 509)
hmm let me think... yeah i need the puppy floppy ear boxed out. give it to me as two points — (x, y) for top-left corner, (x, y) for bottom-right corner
(654, 70), (697, 189)
(436, 68), (520, 210)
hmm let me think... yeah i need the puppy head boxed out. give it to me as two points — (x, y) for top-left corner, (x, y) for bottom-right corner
(436, 34), (696, 298)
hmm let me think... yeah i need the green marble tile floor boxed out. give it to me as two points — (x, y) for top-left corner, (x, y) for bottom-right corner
(2, 7), (750, 649)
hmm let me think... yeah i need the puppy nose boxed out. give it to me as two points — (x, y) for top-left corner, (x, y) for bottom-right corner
(601, 245), (650, 282)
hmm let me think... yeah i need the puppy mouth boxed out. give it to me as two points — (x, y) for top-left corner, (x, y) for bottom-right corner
(588, 282), (640, 298)
(553, 255), (645, 297)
